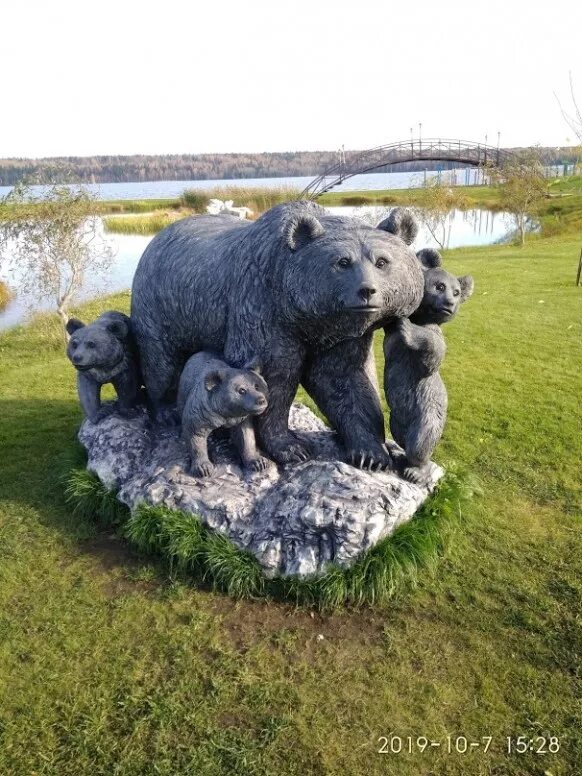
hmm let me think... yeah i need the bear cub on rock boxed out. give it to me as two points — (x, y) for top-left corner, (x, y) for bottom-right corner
(177, 352), (270, 478)
(66, 311), (142, 423)
(383, 248), (474, 482)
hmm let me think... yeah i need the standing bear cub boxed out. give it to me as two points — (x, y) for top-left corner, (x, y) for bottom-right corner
(66, 311), (142, 423)
(177, 352), (270, 478)
(383, 248), (474, 482)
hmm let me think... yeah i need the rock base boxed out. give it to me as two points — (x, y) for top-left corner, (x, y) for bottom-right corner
(78, 403), (443, 579)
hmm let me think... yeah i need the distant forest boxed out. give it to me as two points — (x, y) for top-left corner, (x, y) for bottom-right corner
(0, 147), (579, 186)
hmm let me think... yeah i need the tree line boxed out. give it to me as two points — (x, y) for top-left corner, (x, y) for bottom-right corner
(0, 147), (579, 186)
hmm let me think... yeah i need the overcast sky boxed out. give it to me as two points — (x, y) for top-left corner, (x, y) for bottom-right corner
(3, 0), (581, 158)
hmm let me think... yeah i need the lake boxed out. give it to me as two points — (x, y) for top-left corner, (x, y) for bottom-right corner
(0, 168), (489, 202)
(0, 204), (521, 330)
(0, 164), (570, 203)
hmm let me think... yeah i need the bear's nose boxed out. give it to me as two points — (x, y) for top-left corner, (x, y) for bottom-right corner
(72, 354), (83, 364)
(358, 284), (377, 303)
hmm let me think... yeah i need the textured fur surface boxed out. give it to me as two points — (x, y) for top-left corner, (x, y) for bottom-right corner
(177, 351), (270, 477)
(383, 249), (474, 481)
(66, 311), (142, 423)
(131, 201), (424, 466)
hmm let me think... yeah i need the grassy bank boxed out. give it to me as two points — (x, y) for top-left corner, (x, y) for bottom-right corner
(100, 176), (582, 237)
(0, 228), (580, 773)
(102, 185), (300, 234)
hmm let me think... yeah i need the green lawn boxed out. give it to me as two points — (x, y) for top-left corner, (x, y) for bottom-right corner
(0, 233), (581, 775)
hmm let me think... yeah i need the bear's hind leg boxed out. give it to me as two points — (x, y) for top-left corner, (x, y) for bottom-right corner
(140, 341), (180, 425)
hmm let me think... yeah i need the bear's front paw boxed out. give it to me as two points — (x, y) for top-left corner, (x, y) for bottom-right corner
(265, 433), (312, 465)
(189, 460), (215, 478)
(246, 455), (271, 473)
(346, 443), (392, 471)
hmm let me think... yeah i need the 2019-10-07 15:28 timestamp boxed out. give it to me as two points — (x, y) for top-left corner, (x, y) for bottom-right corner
(376, 734), (561, 756)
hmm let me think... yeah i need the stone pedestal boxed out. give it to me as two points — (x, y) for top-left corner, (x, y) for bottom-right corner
(79, 403), (443, 578)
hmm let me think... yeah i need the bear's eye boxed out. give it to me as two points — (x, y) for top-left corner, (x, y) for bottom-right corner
(71, 341), (77, 350)
(86, 341), (96, 349)
(453, 289), (460, 297)
(436, 283), (446, 293)
(375, 257), (389, 269)
(237, 387), (247, 395)
(337, 257), (352, 269)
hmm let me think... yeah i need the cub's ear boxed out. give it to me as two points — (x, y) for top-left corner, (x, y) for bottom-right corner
(106, 318), (129, 340)
(458, 275), (475, 301)
(204, 369), (227, 392)
(284, 213), (325, 251)
(416, 248), (442, 269)
(243, 356), (262, 374)
(376, 208), (418, 245)
(66, 318), (85, 335)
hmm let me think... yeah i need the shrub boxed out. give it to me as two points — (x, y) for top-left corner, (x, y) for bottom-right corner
(180, 190), (211, 212)
(0, 279), (14, 310)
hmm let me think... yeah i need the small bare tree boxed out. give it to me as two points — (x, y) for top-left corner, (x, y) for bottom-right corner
(555, 72), (582, 145)
(0, 182), (113, 331)
(491, 152), (547, 245)
(414, 177), (469, 249)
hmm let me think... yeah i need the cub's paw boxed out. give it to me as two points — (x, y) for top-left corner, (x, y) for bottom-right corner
(346, 443), (392, 471)
(153, 405), (180, 427)
(402, 465), (428, 485)
(189, 460), (215, 478)
(266, 433), (312, 465)
(118, 405), (143, 420)
(246, 455), (271, 473)
(88, 404), (116, 424)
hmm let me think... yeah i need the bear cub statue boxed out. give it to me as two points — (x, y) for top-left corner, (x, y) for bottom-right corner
(383, 248), (474, 483)
(177, 352), (271, 478)
(66, 311), (142, 423)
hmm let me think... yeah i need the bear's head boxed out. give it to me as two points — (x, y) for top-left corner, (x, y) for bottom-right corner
(205, 358), (269, 418)
(66, 311), (130, 375)
(411, 248), (474, 325)
(277, 203), (424, 340)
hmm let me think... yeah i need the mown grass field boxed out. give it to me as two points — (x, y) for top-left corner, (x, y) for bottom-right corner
(0, 230), (581, 774)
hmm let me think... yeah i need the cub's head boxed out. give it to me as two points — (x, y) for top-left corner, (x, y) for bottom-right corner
(205, 359), (269, 418)
(412, 248), (474, 325)
(278, 203), (424, 334)
(66, 312), (130, 373)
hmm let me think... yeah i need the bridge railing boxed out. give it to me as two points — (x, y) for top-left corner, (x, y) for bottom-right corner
(300, 138), (513, 198)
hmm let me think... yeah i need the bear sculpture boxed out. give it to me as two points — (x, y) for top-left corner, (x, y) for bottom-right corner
(383, 248), (474, 481)
(177, 352), (270, 477)
(66, 311), (142, 423)
(131, 201), (424, 468)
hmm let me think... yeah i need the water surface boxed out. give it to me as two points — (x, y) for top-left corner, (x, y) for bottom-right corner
(0, 206), (521, 330)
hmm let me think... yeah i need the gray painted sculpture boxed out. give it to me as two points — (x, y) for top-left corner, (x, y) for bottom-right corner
(130, 201), (424, 467)
(383, 248), (474, 481)
(177, 351), (270, 477)
(66, 311), (142, 423)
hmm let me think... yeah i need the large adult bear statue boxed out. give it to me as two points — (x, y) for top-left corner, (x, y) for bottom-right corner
(131, 201), (423, 466)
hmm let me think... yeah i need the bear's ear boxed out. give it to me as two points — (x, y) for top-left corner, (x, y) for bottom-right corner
(243, 356), (262, 374)
(458, 275), (474, 301)
(204, 369), (227, 392)
(284, 213), (325, 251)
(416, 248), (442, 269)
(66, 318), (85, 335)
(106, 318), (129, 340)
(376, 208), (418, 245)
